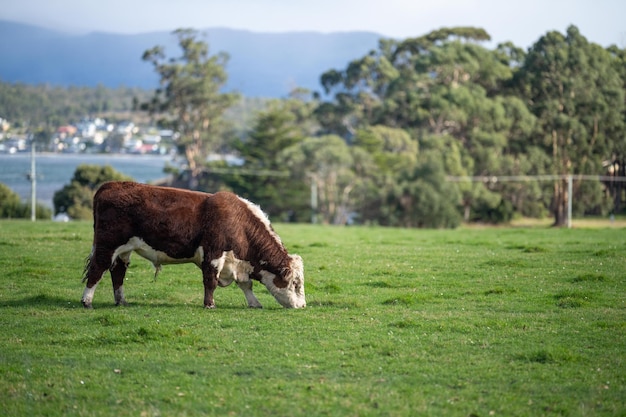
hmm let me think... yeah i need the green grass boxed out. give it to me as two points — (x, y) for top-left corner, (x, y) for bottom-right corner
(0, 221), (625, 416)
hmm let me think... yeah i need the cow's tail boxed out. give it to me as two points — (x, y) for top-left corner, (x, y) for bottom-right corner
(83, 186), (100, 283)
(82, 246), (95, 283)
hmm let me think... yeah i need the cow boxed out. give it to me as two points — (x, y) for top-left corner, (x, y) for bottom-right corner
(81, 181), (306, 309)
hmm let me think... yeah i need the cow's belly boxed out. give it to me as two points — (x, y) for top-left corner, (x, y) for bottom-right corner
(112, 237), (204, 267)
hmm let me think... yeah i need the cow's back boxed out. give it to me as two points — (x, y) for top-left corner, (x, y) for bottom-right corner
(92, 182), (212, 257)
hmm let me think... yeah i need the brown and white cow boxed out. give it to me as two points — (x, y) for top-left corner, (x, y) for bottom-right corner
(81, 181), (305, 309)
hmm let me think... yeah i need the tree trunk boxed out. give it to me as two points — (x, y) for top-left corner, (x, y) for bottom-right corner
(464, 204), (471, 222)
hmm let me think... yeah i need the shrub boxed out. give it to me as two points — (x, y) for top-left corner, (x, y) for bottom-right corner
(53, 164), (132, 220)
(0, 182), (52, 219)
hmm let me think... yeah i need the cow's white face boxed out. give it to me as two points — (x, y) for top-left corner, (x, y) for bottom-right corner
(260, 254), (306, 308)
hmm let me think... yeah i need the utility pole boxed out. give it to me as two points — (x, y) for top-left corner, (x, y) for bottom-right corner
(310, 180), (318, 224)
(306, 172), (318, 224)
(29, 141), (36, 222)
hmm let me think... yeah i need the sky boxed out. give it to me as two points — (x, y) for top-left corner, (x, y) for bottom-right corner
(1, 0), (625, 49)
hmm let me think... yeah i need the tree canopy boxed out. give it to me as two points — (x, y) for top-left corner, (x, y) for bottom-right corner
(311, 25), (625, 226)
(142, 29), (239, 184)
(53, 165), (132, 220)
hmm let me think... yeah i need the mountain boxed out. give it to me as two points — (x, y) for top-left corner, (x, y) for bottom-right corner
(0, 20), (382, 97)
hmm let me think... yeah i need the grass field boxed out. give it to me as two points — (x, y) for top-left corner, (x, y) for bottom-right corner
(0, 220), (625, 416)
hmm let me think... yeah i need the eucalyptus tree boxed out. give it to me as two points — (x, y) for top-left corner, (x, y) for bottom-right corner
(226, 95), (318, 221)
(605, 44), (626, 213)
(279, 135), (375, 225)
(142, 29), (239, 184)
(351, 125), (419, 224)
(388, 28), (529, 221)
(318, 28), (516, 224)
(516, 25), (625, 225)
(379, 146), (462, 228)
(317, 38), (399, 135)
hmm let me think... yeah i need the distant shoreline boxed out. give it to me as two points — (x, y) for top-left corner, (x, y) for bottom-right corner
(0, 153), (175, 209)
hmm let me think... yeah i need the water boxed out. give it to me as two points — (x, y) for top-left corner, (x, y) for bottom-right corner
(0, 152), (176, 208)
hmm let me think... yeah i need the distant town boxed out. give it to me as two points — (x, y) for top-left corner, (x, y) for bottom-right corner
(0, 116), (175, 155)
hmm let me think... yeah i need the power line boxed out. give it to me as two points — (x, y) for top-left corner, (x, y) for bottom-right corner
(205, 167), (290, 177)
(446, 175), (626, 183)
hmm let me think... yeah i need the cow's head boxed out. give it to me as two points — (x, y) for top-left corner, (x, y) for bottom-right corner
(260, 254), (306, 308)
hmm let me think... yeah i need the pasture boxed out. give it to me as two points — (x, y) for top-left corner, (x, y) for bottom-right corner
(0, 220), (624, 416)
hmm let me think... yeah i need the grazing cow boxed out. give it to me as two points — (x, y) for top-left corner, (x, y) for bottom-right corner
(81, 181), (306, 309)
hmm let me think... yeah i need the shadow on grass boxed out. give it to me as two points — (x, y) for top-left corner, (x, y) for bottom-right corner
(0, 294), (252, 310)
(1, 293), (354, 311)
(0, 294), (80, 309)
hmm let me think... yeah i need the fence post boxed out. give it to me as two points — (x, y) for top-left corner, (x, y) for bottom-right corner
(30, 142), (36, 222)
(567, 175), (573, 229)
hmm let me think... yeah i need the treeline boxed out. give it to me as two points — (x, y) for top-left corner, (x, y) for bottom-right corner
(0, 80), (268, 140)
(206, 26), (626, 227)
(0, 83), (151, 127)
(2, 25), (625, 227)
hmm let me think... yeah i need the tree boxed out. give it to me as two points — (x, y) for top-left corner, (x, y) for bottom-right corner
(220, 95), (318, 221)
(0, 183), (52, 219)
(605, 44), (626, 214)
(318, 27), (528, 225)
(142, 29), (239, 186)
(353, 125), (417, 172)
(53, 165), (132, 220)
(517, 26), (625, 225)
(380, 150), (462, 228)
(280, 135), (373, 224)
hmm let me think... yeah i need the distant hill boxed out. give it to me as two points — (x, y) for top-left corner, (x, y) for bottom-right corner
(0, 20), (383, 97)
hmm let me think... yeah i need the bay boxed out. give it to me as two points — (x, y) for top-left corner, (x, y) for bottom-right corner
(0, 152), (176, 209)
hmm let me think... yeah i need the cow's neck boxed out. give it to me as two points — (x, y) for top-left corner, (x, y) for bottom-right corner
(247, 233), (289, 274)
(234, 195), (290, 276)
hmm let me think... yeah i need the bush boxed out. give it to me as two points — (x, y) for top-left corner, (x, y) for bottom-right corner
(0, 183), (52, 219)
(53, 165), (133, 220)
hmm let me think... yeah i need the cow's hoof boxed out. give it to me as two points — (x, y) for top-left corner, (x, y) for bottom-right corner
(82, 301), (93, 309)
(248, 305), (263, 309)
(115, 301), (128, 307)
(204, 304), (216, 309)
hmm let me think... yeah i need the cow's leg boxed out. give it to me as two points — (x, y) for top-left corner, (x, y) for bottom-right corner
(81, 281), (100, 309)
(212, 255), (232, 287)
(111, 253), (130, 306)
(202, 257), (220, 309)
(82, 246), (112, 309)
(236, 279), (263, 309)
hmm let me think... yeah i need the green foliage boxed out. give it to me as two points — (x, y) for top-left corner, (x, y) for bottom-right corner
(353, 125), (417, 172)
(52, 165), (133, 219)
(280, 135), (369, 224)
(0, 82), (151, 128)
(220, 98), (316, 221)
(0, 222), (625, 416)
(516, 25), (625, 225)
(386, 151), (462, 228)
(142, 28), (239, 178)
(0, 183), (52, 219)
(317, 25), (626, 226)
(0, 183), (23, 218)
